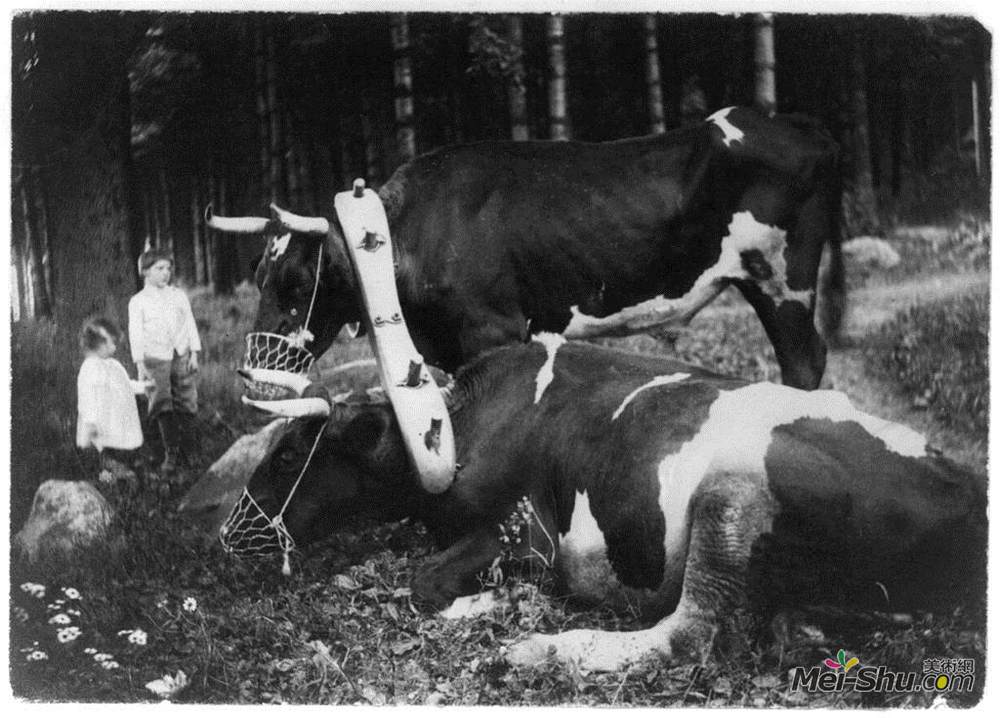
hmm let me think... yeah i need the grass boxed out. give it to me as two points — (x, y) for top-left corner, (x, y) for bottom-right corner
(8, 218), (988, 706)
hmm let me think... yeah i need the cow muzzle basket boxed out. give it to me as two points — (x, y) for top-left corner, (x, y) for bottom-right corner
(219, 417), (327, 576)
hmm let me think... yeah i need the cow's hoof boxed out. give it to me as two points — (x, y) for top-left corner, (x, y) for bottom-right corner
(507, 630), (638, 672)
(506, 634), (557, 667)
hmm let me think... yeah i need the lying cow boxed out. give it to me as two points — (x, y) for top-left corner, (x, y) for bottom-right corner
(220, 338), (985, 671)
(209, 106), (843, 390)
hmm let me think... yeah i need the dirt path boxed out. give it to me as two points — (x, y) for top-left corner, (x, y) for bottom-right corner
(828, 270), (989, 471)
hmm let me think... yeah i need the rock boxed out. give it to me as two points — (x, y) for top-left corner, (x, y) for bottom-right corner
(15, 480), (115, 564)
(842, 236), (901, 269)
(178, 419), (290, 540)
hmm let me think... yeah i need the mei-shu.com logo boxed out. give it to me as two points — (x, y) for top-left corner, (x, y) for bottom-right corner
(791, 650), (975, 694)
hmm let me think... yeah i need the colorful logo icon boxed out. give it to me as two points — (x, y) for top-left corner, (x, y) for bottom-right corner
(824, 649), (860, 673)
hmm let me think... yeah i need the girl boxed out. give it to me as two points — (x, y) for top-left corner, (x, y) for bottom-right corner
(76, 317), (152, 482)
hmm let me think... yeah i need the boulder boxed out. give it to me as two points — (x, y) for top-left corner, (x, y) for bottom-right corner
(179, 419), (290, 540)
(842, 236), (901, 269)
(15, 480), (115, 564)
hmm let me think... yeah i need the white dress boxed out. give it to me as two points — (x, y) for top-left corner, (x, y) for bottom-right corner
(76, 356), (145, 450)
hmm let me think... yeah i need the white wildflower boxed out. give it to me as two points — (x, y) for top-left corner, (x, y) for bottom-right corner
(145, 670), (189, 699)
(93, 653), (114, 662)
(62, 587), (81, 600)
(102, 660), (120, 670)
(57, 626), (82, 643)
(182, 597), (198, 613)
(126, 629), (148, 646)
(84, 647), (98, 655)
(48, 613), (72, 625)
(26, 650), (48, 662)
(20, 582), (46, 599)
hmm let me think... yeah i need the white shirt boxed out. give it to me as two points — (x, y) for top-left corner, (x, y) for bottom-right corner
(128, 285), (202, 362)
(76, 356), (145, 450)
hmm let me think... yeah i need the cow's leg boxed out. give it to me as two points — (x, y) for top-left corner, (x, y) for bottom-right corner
(735, 281), (825, 390)
(419, 499), (561, 619)
(507, 472), (772, 672)
(413, 527), (506, 608)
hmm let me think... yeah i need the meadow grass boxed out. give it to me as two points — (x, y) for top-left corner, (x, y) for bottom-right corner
(7, 220), (988, 706)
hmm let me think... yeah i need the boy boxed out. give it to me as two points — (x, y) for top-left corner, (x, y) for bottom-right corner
(128, 249), (202, 475)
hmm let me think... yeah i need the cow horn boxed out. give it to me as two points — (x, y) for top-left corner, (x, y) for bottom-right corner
(240, 368), (333, 419)
(241, 395), (331, 418)
(270, 203), (330, 235)
(204, 204), (272, 234)
(240, 368), (313, 396)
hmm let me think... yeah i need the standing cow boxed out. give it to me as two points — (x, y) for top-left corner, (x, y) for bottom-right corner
(220, 339), (985, 671)
(208, 106), (843, 390)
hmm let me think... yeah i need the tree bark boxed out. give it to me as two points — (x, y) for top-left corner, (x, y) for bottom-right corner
(752, 13), (777, 116)
(19, 168), (51, 317)
(192, 177), (206, 286)
(391, 14), (417, 162)
(210, 175), (237, 294)
(45, 87), (136, 334)
(159, 167), (174, 258)
(643, 15), (666, 134)
(254, 21), (271, 208)
(11, 12), (145, 339)
(360, 93), (382, 184)
(506, 15), (530, 141)
(11, 168), (29, 320)
(842, 28), (880, 235)
(169, 171), (196, 285)
(30, 165), (55, 308)
(546, 15), (570, 141)
(266, 27), (283, 205)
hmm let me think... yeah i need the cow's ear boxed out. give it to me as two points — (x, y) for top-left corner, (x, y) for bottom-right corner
(340, 409), (389, 456)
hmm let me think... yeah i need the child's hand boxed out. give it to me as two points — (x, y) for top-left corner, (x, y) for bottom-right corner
(137, 362), (151, 382)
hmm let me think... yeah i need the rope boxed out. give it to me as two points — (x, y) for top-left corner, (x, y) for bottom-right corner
(301, 242), (324, 337)
(277, 417), (328, 519)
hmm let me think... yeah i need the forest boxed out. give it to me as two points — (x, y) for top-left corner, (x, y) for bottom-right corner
(10, 11), (990, 328)
(8, 9), (992, 707)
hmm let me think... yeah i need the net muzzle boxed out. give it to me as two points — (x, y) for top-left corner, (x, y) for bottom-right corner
(219, 488), (296, 558)
(242, 332), (315, 401)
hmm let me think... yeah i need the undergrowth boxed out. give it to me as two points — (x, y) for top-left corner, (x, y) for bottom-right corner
(863, 290), (989, 440)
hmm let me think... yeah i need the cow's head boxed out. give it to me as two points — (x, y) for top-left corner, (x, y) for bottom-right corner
(220, 398), (414, 554)
(206, 204), (361, 358)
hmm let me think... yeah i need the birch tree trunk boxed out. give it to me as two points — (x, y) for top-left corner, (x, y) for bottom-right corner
(643, 15), (666, 134)
(19, 168), (51, 317)
(752, 13), (776, 117)
(391, 14), (417, 162)
(547, 15), (569, 141)
(31, 165), (54, 307)
(507, 15), (530, 141)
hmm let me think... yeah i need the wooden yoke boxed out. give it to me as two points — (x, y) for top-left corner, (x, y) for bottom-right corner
(335, 179), (457, 494)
